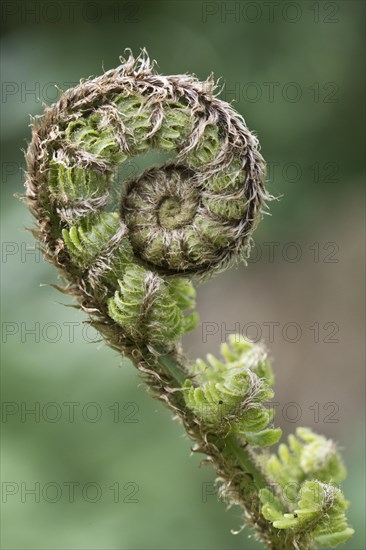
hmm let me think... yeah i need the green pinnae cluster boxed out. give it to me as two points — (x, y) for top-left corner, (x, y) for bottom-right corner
(62, 212), (120, 265)
(260, 481), (354, 547)
(48, 161), (109, 203)
(49, 113), (125, 203)
(187, 124), (221, 167)
(66, 116), (126, 163)
(259, 428), (353, 547)
(190, 334), (274, 384)
(108, 266), (198, 348)
(153, 101), (192, 151)
(115, 93), (152, 153)
(61, 212), (132, 271)
(202, 192), (249, 220)
(203, 159), (244, 193)
(184, 336), (281, 446)
(259, 428), (346, 502)
(62, 208), (199, 347)
(299, 430), (346, 482)
(115, 94), (191, 153)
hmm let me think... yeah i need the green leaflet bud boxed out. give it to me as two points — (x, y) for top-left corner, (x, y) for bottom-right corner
(184, 336), (281, 446)
(258, 428), (353, 548)
(259, 427), (347, 499)
(296, 427), (347, 483)
(107, 267), (198, 349)
(260, 481), (354, 548)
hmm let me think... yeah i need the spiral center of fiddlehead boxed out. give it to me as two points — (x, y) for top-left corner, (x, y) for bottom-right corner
(158, 197), (189, 228)
(122, 166), (201, 269)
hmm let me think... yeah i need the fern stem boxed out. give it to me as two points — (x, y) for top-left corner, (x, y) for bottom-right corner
(156, 352), (290, 550)
(159, 352), (267, 489)
(224, 435), (267, 491)
(158, 353), (187, 385)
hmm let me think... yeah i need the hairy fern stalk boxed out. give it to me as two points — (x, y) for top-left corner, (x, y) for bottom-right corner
(24, 50), (353, 549)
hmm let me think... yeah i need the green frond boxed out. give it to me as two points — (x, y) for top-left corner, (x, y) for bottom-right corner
(184, 336), (281, 446)
(260, 481), (354, 548)
(168, 278), (200, 333)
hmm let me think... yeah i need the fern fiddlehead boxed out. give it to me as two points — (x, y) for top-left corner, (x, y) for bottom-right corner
(24, 50), (353, 549)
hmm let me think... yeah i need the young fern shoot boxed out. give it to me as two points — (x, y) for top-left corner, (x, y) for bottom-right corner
(24, 50), (353, 550)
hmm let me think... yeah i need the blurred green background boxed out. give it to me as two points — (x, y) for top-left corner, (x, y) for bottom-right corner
(1, 1), (365, 548)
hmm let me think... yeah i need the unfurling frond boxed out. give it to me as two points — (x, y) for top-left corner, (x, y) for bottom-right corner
(24, 50), (353, 550)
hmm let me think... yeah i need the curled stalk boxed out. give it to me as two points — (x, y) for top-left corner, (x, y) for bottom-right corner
(24, 50), (353, 549)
